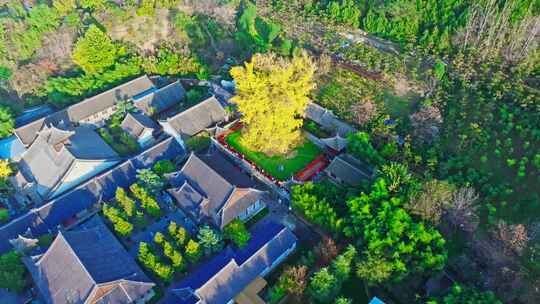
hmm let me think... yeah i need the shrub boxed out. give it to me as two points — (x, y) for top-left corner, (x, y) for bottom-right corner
(308, 268), (340, 303)
(0, 209), (9, 224)
(153, 160), (176, 176)
(130, 184), (161, 218)
(347, 131), (383, 166)
(223, 219), (251, 248)
(197, 226), (223, 255)
(185, 239), (202, 263)
(0, 106), (15, 139)
(0, 251), (26, 292)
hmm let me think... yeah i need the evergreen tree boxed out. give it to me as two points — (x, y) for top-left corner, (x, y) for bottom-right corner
(115, 187), (136, 217)
(223, 219), (251, 248)
(308, 268), (340, 303)
(72, 24), (118, 74)
(197, 226), (223, 255)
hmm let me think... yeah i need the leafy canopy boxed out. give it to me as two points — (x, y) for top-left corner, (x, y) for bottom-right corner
(72, 25), (118, 74)
(230, 51), (316, 155)
(223, 219), (251, 248)
(0, 251), (26, 292)
(346, 178), (447, 281)
(0, 106), (14, 139)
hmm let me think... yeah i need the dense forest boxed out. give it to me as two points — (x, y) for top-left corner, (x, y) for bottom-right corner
(0, 0), (538, 303)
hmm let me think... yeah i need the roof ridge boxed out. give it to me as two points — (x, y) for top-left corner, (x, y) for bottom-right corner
(183, 153), (233, 190)
(197, 257), (239, 291)
(234, 226), (288, 267)
(41, 232), (97, 285)
(335, 155), (370, 177)
(168, 95), (220, 122)
(159, 80), (181, 90)
(73, 75), (151, 108)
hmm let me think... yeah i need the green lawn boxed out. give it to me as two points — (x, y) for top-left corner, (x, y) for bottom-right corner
(225, 131), (323, 181)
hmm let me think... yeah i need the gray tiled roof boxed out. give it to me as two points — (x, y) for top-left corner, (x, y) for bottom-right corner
(306, 103), (357, 137)
(166, 96), (227, 137)
(25, 216), (154, 304)
(168, 153), (234, 207)
(65, 126), (119, 160)
(0, 137), (184, 254)
(14, 110), (71, 147)
(17, 126), (119, 199)
(220, 188), (264, 229)
(120, 112), (159, 139)
(166, 153), (264, 228)
(134, 80), (185, 115)
(14, 76), (154, 147)
(196, 150), (263, 189)
(325, 154), (373, 186)
(320, 135), (348, 152)
(67, 75), (154, 122)
(166, 153), (233, 225)
(167, 181), (206, 222)
(164, 222), (297, 304)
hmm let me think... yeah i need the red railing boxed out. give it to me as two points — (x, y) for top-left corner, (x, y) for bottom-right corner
(216, 124), (327, 185)
(294, 154), (330, 182)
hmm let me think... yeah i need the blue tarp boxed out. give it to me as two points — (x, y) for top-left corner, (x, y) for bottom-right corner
(369, 297), (385, 304)
(0, 136), (26, 159)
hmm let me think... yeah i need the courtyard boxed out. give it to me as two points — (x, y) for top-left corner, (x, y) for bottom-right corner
(224, 130), (323, 181)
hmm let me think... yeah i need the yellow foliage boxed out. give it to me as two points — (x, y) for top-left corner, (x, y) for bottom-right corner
(0, 159), (12, 179)
(230, 51), (316, 155)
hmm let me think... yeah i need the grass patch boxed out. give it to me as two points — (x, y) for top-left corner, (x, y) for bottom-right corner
(382, 88), (417, 118)
(315, 68), (382, 124)
(97, 127), (139, 157)
(225, 130), (323, 181)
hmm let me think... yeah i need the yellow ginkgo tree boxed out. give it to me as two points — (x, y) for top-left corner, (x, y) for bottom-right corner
(230, 51), (316, 155)
(0, 159), (12, 179)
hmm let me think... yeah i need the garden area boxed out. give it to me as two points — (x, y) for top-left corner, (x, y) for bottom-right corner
(137, 218), (251, 284)
(137, 221), (203, 283)
(184, 131), (211, 152)
(97, 101), (140, 157)
(224, 130), (323, 181)
(101, 160), (179, 239)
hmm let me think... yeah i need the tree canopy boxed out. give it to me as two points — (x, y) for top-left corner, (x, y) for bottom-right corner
(72, 25), (118, 74)
(0, 251), (27, 292)
(0, 105), (14, 139)
(230, 51), (316, 155)
(223, 219), (251, 248)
